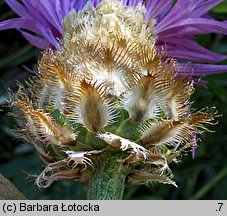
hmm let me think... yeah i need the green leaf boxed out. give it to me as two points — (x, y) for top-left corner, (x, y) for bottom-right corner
(211, 1), (227, 13)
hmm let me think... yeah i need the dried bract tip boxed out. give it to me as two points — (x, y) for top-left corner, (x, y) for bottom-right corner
(140, 120), (192, 147)
(12, 85), (77, 147)
(98, 132), (149, 159)
(128, 170), (177, 187)
(36, 161), (81, 188)
(73, 81), (117, 131)
(122, 74), (160, 122)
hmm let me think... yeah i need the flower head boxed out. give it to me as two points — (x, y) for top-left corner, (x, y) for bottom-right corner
(1, 0), (227, 76)
(10, 0), (218, 190)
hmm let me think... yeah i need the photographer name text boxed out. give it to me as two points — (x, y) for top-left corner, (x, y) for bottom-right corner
(2, 202), (99, 213)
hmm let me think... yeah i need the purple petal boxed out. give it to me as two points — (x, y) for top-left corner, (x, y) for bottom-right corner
(193, 79), (208, 88)
(156, 18), (227, 35)
(158, 38), (227, 62)
(22, 65), (36, 74)
(74, 0), (90, 11)
(155, 0), (219, 29)
(39, 27), (60, 48)
(54, 0), (64, 24)
(189, 131), (197, 160)
(21, 1), (48, 27)
(5, 0), (28, 17)
(0, 18), (40, 34)
(166, 47), (226, 62)
(192, 145), (196, 159)
(120, 0), (129, 5)
(58, 0), (70, 16)
(177, 63), (227, 76)
(124, 0), (143, 7)
(156, 0), (173, 22)
(145, 0), (173, 22)
(19, 30), (49, 49)
(192, 0), (223, 17)
(92, 0), (102, 7)
(156, 0), (193, 29)
(39, 0), (62, 32)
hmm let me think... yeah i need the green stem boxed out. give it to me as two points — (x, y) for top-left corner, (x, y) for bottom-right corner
(190, 166), (227, 199)
(87, 153), (132, 200)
